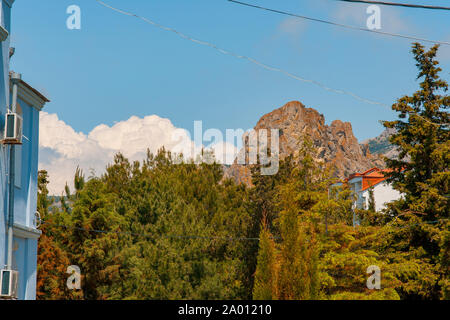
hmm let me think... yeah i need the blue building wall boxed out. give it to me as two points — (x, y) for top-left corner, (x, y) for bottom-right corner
(1, 0), (44, 300)
(0, 0), (13, 279)
(9, 95), (40, 300)
(12, 97), (39, 227)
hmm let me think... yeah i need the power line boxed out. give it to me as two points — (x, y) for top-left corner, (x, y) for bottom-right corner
(227, 0), (450, 46)
(95, 0), (387, 107)
(226, 1), (450, 127)
(333, 0), (450, 11)
(409, 111), (449, 127)
(95, 1), (449, 127)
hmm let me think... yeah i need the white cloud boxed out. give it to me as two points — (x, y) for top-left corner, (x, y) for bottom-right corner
(274, 17), (308, 51)
(39, 113), (239, 195)
(208, 141), (239, 166)
(278, 17), (307, 37)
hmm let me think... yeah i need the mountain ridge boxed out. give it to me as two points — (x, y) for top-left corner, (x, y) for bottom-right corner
(362, 128), (398, 159)
(224, 100), (388, 185)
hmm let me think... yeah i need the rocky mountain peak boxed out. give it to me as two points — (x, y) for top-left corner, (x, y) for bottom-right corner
(224, 101), (385, 185)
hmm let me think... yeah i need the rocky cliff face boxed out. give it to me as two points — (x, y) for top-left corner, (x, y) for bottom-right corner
(224, 101), (385, 184)
(362, 128), (399, 159)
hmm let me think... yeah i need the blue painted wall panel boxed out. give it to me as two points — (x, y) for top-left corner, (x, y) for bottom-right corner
(8, 93), (40, 301)
(12, 97), (34, 227)
(0, 0), (13, 276)
(1, 1), (41, 300)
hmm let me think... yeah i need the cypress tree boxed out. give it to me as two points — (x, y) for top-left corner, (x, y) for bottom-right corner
(253, 223), (277, 300)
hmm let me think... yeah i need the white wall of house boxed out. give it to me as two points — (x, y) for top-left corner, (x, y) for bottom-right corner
(361, 182), (402, 212)
(332, 178), (402, 213)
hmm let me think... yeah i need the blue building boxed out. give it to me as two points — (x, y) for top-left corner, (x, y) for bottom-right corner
(0, 0), (49, 300)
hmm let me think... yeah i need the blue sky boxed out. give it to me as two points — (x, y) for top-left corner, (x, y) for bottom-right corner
(9, 1), (450, 192)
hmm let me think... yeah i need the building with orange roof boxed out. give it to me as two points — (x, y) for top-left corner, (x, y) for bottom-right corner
(332, 167), (402, 212)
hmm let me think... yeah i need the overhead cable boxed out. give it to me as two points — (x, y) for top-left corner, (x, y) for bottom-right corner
(95, 0), (449, 126)
(95, 0), (387, 107)
(333, 0), (450, 11)
(228, 0), (450, 46)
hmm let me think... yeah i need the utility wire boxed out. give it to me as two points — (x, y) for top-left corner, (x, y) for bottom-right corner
(95, 1), (449, 127)
(227, 0), (450, 46)
(228, 0), (450, 127)
(408, 111), (449, 127)
(95, 0), (387, 107)
(333, 0), (450, 11)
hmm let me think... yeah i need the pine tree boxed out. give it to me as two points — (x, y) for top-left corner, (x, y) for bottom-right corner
(382, 43), (449, 299)
(383, 43), (449, 221)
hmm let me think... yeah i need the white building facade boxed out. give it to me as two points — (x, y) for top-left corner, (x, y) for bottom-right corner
(333, 167), (402, 212)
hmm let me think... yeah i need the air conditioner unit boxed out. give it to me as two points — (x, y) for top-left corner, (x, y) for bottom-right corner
(3, 112), (23, 144)
(0, 269), (19, 299)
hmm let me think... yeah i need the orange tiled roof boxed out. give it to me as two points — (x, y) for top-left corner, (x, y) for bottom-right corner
(346, 167), (392, 191)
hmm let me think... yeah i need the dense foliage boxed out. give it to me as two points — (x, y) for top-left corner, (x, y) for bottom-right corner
(382, 43), (449, 299)
(37, 44), (448, 300)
